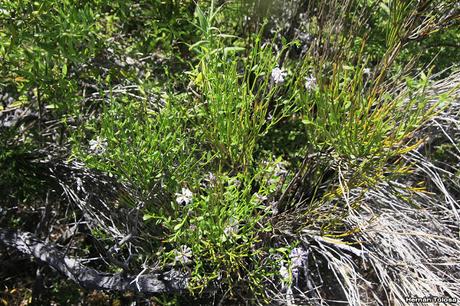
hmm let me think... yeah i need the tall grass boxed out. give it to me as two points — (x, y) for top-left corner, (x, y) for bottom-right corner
(189, 3), (296, 169)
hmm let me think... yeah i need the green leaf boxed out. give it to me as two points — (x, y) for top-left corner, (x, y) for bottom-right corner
(380, 2), (390, 16)
(223, 46), (245, 57)
(173, 222), (183, 231)
(62, 63), (67, 77)
(143, 214), (154, 221)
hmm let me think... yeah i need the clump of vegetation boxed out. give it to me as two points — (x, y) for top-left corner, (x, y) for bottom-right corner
(1, 0), (459, 305)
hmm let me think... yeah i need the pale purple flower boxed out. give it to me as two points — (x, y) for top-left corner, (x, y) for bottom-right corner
(253, 193), (268, 203)
(174, 245), (192, 264)
(205, 172), (217, 187)
(290, 247), (307, 268)
(271, 67), (287, 84)
(208, 172), (216, 182)
(224, 218), (239, 237)
(270, 201), (279, 215)
(175, 187), (193, 205)
(305, 75), (317, 91)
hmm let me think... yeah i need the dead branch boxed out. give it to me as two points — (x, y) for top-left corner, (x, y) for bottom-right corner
(0, 228), (188, 294)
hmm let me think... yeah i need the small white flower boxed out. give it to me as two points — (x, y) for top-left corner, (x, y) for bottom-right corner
(279, 262), (292, 289)
(174, 245), (192, 264)
(290, 247), (307, 268)
(223, 218), (239, 237)
(253, 193), (268, 203)
(76, 177), (85, 193)
(89, 136), (107, 154)
(279, 264), (290, 279)
(125, 56), (135, 65)
(175, 187), (193, 205)
(267, 177), (278, 186)
(305, 75), (317, 91)
(363, 68), (371, 75)
(269, 201), (279, 215)
(274, 161), (288, 177)
(267, 111), (274, 121)
(203, 172), (217, 188)
(208, 172), (216, 182)
(271, 67), (287, 84)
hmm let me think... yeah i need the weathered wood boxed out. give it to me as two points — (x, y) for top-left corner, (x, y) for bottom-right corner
(0, 228), (188, 294)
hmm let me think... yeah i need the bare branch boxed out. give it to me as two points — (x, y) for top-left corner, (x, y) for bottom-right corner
(0, 228), (188, 294)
